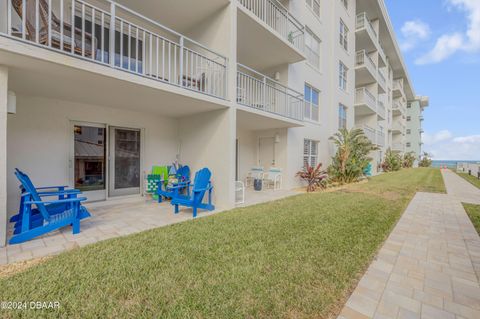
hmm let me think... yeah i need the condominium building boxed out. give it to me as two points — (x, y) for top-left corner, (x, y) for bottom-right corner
(0, 0), (426, 245)
(406, 96), (429, 163)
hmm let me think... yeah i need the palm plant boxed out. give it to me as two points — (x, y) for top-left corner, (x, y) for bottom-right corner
(382, 148), (402, 172)
(328, 128), (378, 184)
(296, 163), (328, 192)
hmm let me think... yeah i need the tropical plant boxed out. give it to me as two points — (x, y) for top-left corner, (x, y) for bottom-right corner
(328, 128), (378, 184)
(419, 152), (433, 167)
(296, 163), (328, 192)
(382, 148), (402, 172)
(402, 152), (416, 168)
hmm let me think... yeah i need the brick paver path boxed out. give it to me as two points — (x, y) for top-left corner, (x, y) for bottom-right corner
(442, 169), (480, 205)
(338, 170), (480, 319)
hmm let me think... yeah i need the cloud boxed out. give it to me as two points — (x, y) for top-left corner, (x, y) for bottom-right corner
(400, 20), (431, 52)
(423, 130), (480, 160)
(416, 0), (480, 64)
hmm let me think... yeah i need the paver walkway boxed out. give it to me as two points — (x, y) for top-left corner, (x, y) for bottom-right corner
(339, 170), (480, 319)
(442, 169), (480, 205)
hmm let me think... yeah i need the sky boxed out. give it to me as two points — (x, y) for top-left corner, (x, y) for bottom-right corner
(384, 0), (480, 160)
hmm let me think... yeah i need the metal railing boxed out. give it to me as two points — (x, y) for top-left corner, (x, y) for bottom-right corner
(377, 70), (386, 89)
(392, 143), (404, 151)
(376, 131), (385, 147)
(3, 0), (228, 99)
(391, 123), (405, 133)
(356, 12), (377, 39)
(393, 79), (404, 92)
(358, 124), (376, 144)
(377, 100), (386, 119)
(238, 0), (304, 52)
(355, 87), (376, 112)
(393, 99), (406, 115)
(356, 50), (377, 77)
(237, 63), (303, 121)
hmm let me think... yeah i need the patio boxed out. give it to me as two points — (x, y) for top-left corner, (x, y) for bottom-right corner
(1, 188), (299, 265)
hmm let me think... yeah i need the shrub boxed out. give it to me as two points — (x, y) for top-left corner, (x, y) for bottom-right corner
(419, 152), (432, 167)
(328, 128), (378, 184)
(402, 152), (416, 168)
(296, 163), (328, 192)
(382, 149), (402, 172)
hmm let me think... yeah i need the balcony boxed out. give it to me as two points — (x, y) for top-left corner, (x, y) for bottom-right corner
(393, 98), (406, 116)
(237, 0), (305, 70)
(355, 50), (377, 86)
(392, 143), (404, 152)
(377, 100), (386, 120)
(1, 0), (228, 101)
(377, 70), (386, 93)
(356, 12), (377, 52)
(393, 78), (405, 98)
(376, 131), (385, 147)
(391, 123), (405, 134)
(355, 87), (376, 116)
(358, 124), (376, 144)
(377, 44), (387, 67)
(237, 63), (304, 122)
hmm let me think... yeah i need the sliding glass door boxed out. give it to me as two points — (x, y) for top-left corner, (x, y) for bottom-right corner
(108, 127), (142, 197)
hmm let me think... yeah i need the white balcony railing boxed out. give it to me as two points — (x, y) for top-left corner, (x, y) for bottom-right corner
(392, 143), (404, 152)
(3, 0), (228, 99)
(355, 87), (376, 112)
(378, 70), (386, 89)
(377, 100), (386, 119)
(376, 131), (385, 147)
(393, 99), (406, 115)
(238, 0), (304, 52)
(356, 50), (377, 77)
(391, 123), (405, 133)
(393, 79), (404, 92)
(237, 63), (304, 121)
(358, 124), (376, 144)
(356, 12), (377, 40)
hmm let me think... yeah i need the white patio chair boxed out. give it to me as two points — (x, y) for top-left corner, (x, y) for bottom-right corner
(235, 181), (245, 205)
(262, 167), (282, 191)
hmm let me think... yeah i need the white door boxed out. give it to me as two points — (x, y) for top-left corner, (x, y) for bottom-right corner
(108, 127), (142, 197)
(258, 137), (275, 168)
(71, 122), (107, 202)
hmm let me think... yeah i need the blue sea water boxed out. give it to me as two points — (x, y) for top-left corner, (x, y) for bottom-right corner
(431, 160), (479, 168)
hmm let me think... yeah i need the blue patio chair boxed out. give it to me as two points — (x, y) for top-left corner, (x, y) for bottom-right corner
(157, 165), (190, 203)
(9, 170), (91, 244)
(170, 167), (214, 218)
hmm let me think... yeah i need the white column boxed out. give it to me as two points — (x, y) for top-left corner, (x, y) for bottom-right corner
(0, 66), (8, 247)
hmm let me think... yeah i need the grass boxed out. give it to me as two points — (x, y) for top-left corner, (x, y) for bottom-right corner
(456, 171), (480, 189)
(0, 168), (445, 318)
(464, 204), (480, 235)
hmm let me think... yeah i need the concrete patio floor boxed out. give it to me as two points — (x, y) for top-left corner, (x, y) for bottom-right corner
(1, 188), (299, 265)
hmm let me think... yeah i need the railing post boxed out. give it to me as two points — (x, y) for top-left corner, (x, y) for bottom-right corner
(263, 76), (267, 111)
(109, 2), (116, 67)
(7, 0), (12, 36)
(179, 36), (184, 87)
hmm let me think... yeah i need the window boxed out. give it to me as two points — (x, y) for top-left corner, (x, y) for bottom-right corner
(339, 61), (348, 90)
(407, 103), (412, 109)
(338, 104), (347, 129)
(304, 84), (320, 121)
(340, 0), (348, 9)
(306, 0), (320, 17)
(407, 116), (411, 121)
(406, 142), (411, 148)
(303, 139), (319, 168)
(305, 29), (321, 69)
(339, 19), (349, 50)
(406, 129), (411, 134)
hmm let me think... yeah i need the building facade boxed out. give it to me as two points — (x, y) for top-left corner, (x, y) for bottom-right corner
(406, 96), (429, 164)
(0, 0), (426, 245)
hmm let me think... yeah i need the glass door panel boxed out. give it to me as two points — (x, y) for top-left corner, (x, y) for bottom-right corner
(73, 123), (107, 201)
(109, 127), (141, 196)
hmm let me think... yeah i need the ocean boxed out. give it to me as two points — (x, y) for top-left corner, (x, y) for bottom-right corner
(431, 160), (480, 169)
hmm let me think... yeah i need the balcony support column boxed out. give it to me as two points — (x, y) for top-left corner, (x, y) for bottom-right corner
(0, 66), (8, 247)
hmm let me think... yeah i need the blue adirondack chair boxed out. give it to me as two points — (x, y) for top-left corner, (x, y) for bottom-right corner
(170, 167), (214, 218)
(9, 170), (91, 244)
(157, 165), (190, 203)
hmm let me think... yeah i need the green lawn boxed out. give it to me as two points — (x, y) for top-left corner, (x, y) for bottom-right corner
(0, 168), (445, 318)
(464, 204), (480, 235)
(456, 171), (480, 189)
